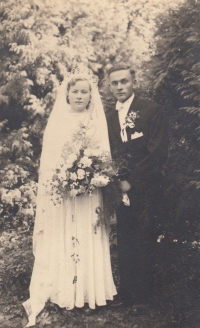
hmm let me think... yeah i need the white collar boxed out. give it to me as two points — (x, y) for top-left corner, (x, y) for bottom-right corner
(116, 93), (134, 111)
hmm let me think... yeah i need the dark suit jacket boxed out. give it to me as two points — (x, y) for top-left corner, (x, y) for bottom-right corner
(106, 96), (167, 192)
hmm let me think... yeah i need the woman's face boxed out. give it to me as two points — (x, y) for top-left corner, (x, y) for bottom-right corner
(68, 80), (91, 112)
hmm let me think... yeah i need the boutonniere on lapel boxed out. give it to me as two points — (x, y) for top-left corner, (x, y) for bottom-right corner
(121, 111), (140, 142)
(125, 111), (140, 129)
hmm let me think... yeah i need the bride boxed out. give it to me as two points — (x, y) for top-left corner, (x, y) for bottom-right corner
(22, 67), (117, 327)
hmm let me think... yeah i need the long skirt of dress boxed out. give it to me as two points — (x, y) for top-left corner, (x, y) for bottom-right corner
(22, 188), (117, 327)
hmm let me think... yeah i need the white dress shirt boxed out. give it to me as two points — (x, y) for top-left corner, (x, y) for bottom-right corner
(116, 93), (135, 129)
(116, 94), (134, 205)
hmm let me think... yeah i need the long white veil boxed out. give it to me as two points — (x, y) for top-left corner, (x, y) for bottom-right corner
(33, 67), (111, 253)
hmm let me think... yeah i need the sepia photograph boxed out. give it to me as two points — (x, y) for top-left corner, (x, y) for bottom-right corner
(0, 0), (200, 327)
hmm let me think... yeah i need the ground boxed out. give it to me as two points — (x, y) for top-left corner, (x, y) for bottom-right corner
(1, 237), (200, 328)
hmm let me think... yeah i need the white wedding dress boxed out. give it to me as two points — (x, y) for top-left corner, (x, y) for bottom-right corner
(23, 111), (117, 327)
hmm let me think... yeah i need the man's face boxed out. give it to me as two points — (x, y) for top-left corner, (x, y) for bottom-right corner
(109, 69), (134, 103)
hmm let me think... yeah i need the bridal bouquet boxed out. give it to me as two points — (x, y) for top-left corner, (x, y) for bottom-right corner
(44, 121), (128, 230)
(45, 147), (118, 206)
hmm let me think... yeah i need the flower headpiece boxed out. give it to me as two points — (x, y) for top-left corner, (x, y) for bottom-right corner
(68, 66), (99, 87)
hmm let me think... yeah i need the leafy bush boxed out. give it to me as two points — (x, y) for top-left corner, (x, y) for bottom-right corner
(150, 0), (200, 241)
(149, 0), (200, 318)
(0, 230), (33, 297)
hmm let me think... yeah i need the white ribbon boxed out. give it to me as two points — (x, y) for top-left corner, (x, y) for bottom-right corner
(120, 122), (135, 143)
(120, 125), (128, 143)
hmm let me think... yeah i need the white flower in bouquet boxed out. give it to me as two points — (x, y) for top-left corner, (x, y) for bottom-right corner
(70, 188), (79, 197)
(77, 169), (85, 180)
(91, 174), (110, 187)
(65, 153), (77, 169)
(70, 172), (77, 181)
(79, 155), (92, 168)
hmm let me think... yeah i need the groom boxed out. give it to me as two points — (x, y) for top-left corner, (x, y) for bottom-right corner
(106, 64), (167, 306)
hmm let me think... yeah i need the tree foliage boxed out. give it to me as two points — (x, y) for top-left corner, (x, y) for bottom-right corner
(149, 0), (200, 319)
(150, 0), (200, 241)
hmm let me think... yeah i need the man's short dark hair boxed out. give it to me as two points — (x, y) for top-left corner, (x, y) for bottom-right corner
(107, 63), (135, 78)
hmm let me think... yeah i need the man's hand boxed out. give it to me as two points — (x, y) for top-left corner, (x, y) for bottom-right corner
(120, 180), (131, 192)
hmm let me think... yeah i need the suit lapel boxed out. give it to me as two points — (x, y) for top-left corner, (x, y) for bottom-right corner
(127, 96), (143, 136)
(127, 96), (140, 114)
(124, 96), (137, 141)
(112, 109), (121, 138)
